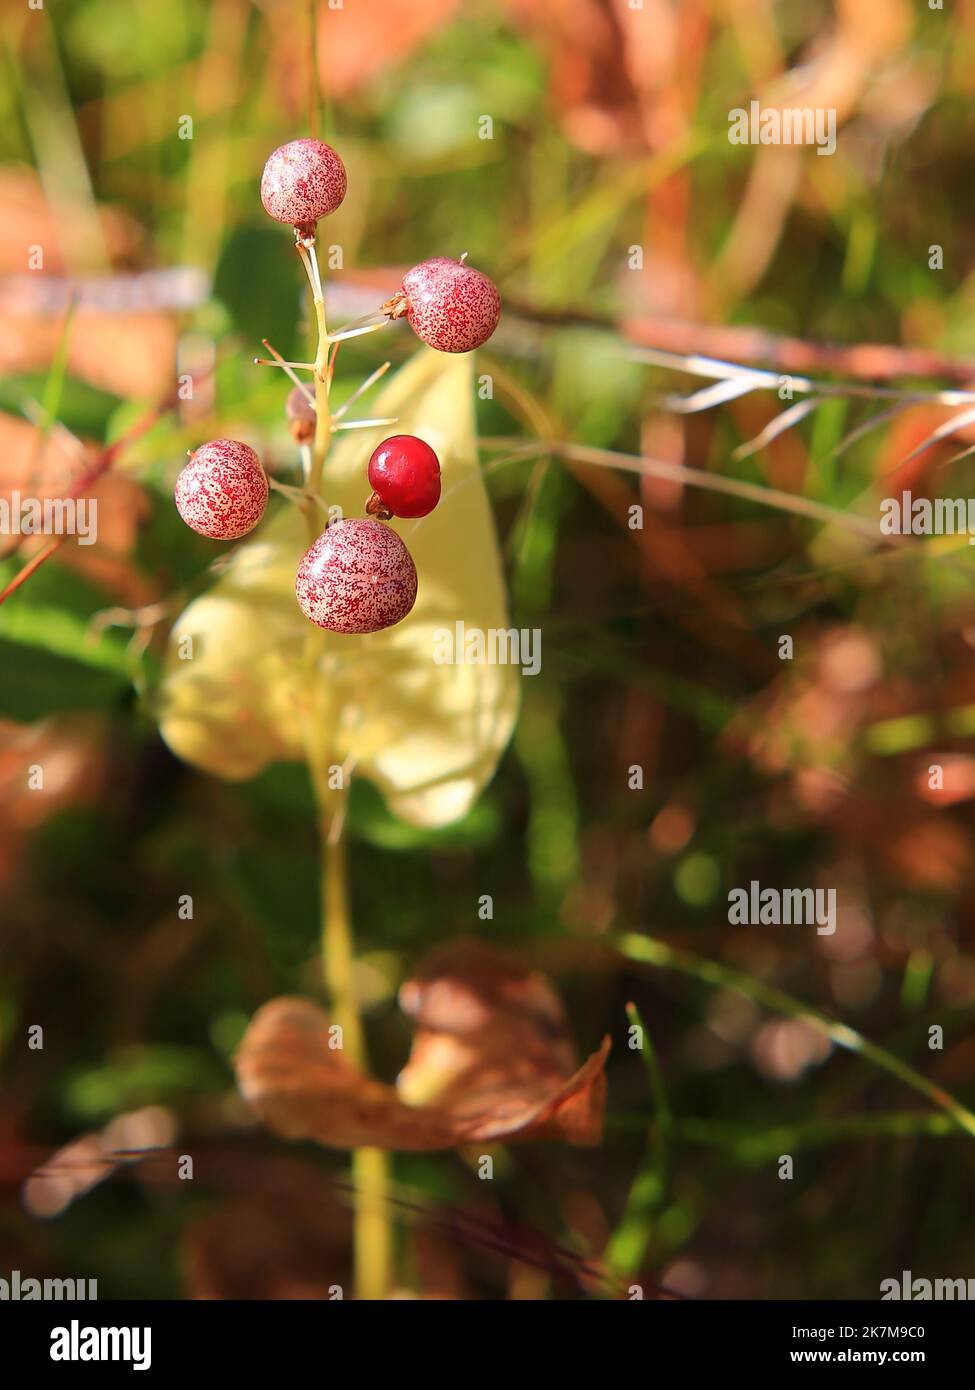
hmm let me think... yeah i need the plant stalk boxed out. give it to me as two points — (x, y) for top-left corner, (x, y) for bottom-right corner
(298, 234), (392, 1300)
(297, 235), (332, 542)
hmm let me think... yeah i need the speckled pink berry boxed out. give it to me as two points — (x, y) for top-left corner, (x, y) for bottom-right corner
(295, 518), (418, 634)
(260, 139), (347, 229)
(399, 256), (500, 353)
(174, 439), (268, 540)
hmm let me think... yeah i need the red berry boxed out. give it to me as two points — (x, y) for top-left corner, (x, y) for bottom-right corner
(260, 139), (347, 230)
(399, 256), (500, 353)
(175, 439), (268, 540)
(367, 434), (441, 519)
(295, 518), (417, 634)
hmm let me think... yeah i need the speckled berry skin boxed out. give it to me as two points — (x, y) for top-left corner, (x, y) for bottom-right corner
(401, 257), (500, 353)
(368, 435), (441, 518)
(260, 139), (347, 229)
(174, 439), (268, 541)
(295, 518), (418, 634)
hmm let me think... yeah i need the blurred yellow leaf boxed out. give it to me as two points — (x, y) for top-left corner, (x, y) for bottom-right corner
(156, 348), (519, 827)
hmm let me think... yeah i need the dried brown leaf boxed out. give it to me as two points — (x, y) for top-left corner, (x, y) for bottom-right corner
(236, 942), (610, 1151)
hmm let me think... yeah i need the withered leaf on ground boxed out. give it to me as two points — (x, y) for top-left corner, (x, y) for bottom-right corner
(235, 941), (610, 1151)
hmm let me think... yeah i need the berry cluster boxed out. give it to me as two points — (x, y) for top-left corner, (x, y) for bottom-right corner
(174, 137), (498, 635)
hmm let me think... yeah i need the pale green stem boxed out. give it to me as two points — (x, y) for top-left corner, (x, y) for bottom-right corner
(296, 236), (332, 540)
(297, 234), (392, 1300)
